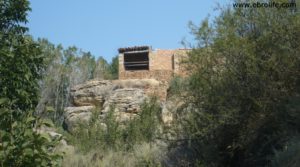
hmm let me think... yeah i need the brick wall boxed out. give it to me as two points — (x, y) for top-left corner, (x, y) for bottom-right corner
(119, 49), (189, 81)
(150, 50), (173, 70)
(173, 50), (189, 77)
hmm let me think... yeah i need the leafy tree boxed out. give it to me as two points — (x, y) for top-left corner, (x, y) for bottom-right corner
(36, 40), (99, 124)
(178, 0), (300, 166)
(0, 0), (61, 166)
(36, 39), (65, 122)
(79, 51), (96, 81)
(93, 56), (111, 79)
(109, 56), (119, 79)
(93, 55), (119, 80)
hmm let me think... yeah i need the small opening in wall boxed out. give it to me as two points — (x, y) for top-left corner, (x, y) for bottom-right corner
(124, 51), (149, 70)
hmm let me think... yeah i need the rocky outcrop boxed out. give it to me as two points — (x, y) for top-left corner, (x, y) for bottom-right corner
(71, 80), (113, 107)
(63, 78), (184, 133)
(64, 79), (170, 132)
(102, 88), (147, 122)
(71, 79), (167, 106)
(64, 106), (96, 132)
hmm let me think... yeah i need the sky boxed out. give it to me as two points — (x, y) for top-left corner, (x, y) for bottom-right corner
(28, 0), (230, 61)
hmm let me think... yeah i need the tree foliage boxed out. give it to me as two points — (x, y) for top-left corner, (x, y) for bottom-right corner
(0, 0), (62, 166)
(179, 0), (300, 166)
(36, 39), (119, 125)
(109, 56), (119, 79)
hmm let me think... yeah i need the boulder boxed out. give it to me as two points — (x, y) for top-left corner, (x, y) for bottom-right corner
(103, 88), (147, 122)
(71, 80), (113, 106)
(64, 106), (96, 132)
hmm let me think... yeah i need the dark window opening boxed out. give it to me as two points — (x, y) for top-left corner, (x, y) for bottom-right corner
(124, 51), (149, 70)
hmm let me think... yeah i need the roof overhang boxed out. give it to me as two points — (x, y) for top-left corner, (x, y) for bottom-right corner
(118, 46), (150, 54)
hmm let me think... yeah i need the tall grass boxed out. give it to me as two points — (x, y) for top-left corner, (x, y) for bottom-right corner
(62, 142), (164, 167)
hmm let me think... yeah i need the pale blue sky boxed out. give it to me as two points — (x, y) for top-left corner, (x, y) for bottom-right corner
(28, 0), (229, 61)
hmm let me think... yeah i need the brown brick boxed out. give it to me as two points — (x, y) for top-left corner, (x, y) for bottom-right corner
(119, 47), (189, 82)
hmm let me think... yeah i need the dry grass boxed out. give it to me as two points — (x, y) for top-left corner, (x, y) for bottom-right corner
(62, 142), (165, 167)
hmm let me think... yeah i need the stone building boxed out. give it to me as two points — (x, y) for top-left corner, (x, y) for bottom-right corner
(118, 46), (188, 81)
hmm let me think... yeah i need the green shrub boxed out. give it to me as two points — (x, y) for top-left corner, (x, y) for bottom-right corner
(174, 1), (300, 166)
(271, 137), (300, 167)
(63, 98), (164, 166)
(69, 107), (105, 153)
(68, 98), (162, 152)
(168, 76), (187, 96)
(123, 97), (162, 150)
(0, 101), (63, 166)
(103, 106), (122, 150)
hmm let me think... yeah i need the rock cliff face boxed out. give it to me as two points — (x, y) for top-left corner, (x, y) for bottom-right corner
(64, 106), (95, 132)
(64, 79), (172, 132)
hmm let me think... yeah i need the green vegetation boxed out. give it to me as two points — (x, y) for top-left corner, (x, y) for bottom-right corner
(0, 0), (120, 166)
(1, 0), (299, 166)
(123, 98), (162, 149)
(271, 136), (300, 167)
(174, 0), (300, 166)
(64, 98), (163, 166)
(108, 56), (119, 80)
(36, 39), (119, 125)
(68, 98), (161, 151)
(168, 75), (188, 96)
(0, 0), (62, 166)
(62, 143), (163, 167)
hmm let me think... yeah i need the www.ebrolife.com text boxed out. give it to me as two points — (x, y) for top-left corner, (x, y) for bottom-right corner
(233, 1), (297, 9)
